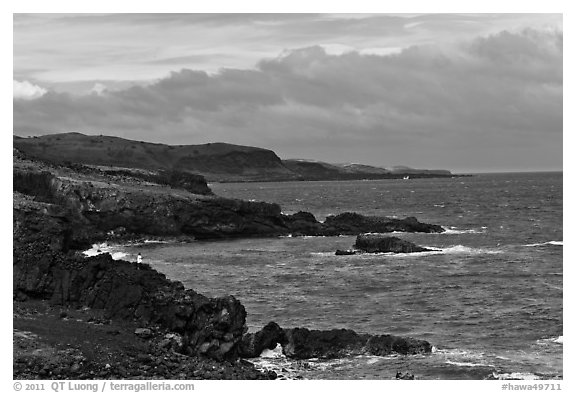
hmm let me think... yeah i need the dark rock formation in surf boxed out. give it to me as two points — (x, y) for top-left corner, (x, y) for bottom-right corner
(238, 322), (288, 358)
(237, 324), (432, 360)
(323, 212), (444, 235)
(335, 249), (357, 255)
(354, 234), (433, 253)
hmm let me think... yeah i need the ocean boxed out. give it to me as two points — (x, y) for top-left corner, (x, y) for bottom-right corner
(108, 172), (563, 380)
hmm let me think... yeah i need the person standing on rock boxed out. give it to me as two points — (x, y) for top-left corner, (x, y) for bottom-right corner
(137, 253), (142, 264)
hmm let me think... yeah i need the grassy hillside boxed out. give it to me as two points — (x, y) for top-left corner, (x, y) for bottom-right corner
(13, 133), (298, 182)
(14, 133), (454, 182)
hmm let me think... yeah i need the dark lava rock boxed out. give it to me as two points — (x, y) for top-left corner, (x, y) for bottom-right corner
(284, 211), (323, 235)
(134, 328), (153, 339)
(354, 234), (432, 253)
(323, 213), (444, 235)
(238, 322), (288, 358)
(282, 328), (369, 359)
(365, 334), (432, 356)
(276, 326), (432, 360)
(396, 371), (415, 380)
(13, 208), (247, 362)
(335, 249), (357, 256)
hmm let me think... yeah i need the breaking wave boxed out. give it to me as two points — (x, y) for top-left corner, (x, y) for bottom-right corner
(312, 245), (503, 258)
(525, 241), (563, 247)
(442, 226), (486, 234)
(491, 372), (542, 380)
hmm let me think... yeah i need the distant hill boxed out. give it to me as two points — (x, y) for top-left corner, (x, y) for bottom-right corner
(13, 133), (297, 182)
(13, 133), (454, 182)
(282, 159), (453, 180)
(388, 166), (452, 176)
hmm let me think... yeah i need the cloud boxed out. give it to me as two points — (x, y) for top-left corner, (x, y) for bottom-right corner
(14, 13), (562, 86)
(13, 80), (47, 100)
(13, 29), (562, 172)
(90, 83), (107, 95)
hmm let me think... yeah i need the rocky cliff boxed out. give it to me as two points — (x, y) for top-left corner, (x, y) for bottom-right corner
(13, 154), (444, 244)
(13, 191), (248, 361)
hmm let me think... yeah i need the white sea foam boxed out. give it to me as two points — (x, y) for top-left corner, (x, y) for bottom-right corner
(434, 348), (484, 358)
(110, 252), (128, 260)
(492, 372), (541, 380)
(436, 245), (503, 255)
(525, 241), (563, 247)
(537, 336), (563, 345)
(314, 244), (502, 258)
(445, 360), (494, 368)
(82, 243), (129, 260)
(311, 252), (338, 257)
(260, 344), (285, 358)
(143, 239), (171, 244)
(442, 226), (486, 234)
(82, 243), (113, 257)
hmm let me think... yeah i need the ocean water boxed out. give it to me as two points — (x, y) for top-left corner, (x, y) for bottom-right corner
(116, 172), (562, 380)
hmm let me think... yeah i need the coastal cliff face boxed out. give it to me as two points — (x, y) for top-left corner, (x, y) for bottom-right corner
(13, 192), (249, 361)
(13, 154), (444, 244)
(13, 158), (290, 243)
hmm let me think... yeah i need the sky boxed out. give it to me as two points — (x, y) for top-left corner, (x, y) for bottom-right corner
(13, 13), (563, 173)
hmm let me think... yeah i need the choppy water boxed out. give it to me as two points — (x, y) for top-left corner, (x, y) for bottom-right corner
(115, 172), (562, 379)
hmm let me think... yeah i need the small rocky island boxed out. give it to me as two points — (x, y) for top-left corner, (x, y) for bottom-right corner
(13, 148), (441, 380)
(336, 234), (434, 255)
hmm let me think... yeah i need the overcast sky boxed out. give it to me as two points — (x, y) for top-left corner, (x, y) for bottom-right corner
(13, 13), (562, 173)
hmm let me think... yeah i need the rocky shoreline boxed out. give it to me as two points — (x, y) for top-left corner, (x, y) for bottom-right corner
(13, 151), (439, 379)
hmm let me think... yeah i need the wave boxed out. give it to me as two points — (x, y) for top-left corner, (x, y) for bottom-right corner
(491, 372), (542, 380)
(83, 243), (129, 261)
(525, 241), (563, 247)
(310, 252), (338, 257)
(312, 244), (502, 258)
(435, 348), (496, 370)
(143, 239), (172, 244)
(442, 226), (486, 234)
(260, 344), (285, 359)
(445, 360), (495, 368)
(537, 336), (563, 345)
(435, 245), (503, 255)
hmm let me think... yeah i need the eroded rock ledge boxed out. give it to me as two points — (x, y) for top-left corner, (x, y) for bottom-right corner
(13, 166), (443, 246)
(239, 322), (432, 360)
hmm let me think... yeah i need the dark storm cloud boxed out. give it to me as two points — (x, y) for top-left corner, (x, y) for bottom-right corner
(13, 28), (562, 171)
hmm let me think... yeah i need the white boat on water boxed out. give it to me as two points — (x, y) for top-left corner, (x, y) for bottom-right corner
(403, 176), (410, 180)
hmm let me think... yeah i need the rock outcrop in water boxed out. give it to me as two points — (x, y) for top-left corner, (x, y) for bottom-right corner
(238, 324), (432, 359)
(354, 234), (433, 253)
(323, 212), (444, 235)
(238, 322), (288, 358)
